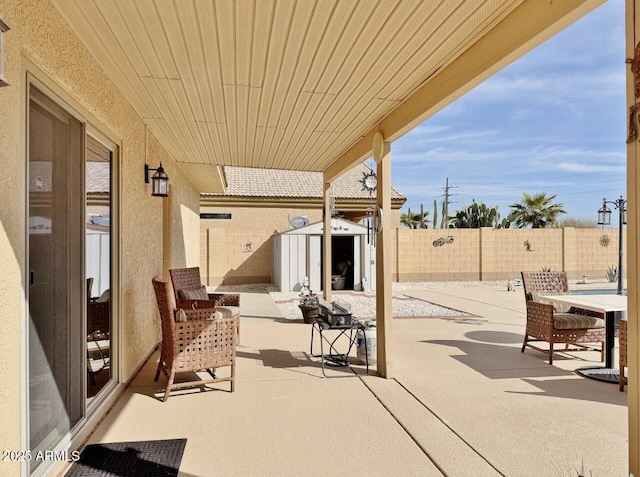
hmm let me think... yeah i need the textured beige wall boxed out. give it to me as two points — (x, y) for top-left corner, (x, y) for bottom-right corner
(0, 3), (25, 466)
(201, 227), (274, 286)
(200, 226), (626, 287)
(393, 228), (481, 282)
(161, 144), (201, 273)
(0, 0), (200, 461)
(394, 227), (623, 282)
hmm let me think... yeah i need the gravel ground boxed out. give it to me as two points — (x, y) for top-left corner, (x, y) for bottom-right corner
(271, 292), (469, 320)
(212, 282), (480, 320)
(211, 278), (613, 321)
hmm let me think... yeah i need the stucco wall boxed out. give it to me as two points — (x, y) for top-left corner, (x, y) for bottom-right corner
(0, 0), (200, 463)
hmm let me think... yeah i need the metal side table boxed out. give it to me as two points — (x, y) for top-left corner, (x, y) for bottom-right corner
(310, 315), (368, 378)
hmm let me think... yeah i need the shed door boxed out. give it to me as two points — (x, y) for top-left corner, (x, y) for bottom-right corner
(309, 235), (322, 291)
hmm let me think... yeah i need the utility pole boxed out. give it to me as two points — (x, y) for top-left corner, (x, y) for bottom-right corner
(443, 178), (450, 228)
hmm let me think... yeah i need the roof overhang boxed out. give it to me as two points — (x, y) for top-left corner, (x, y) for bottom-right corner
(178, 163), (227, 194)
(51, 0), (605, 186)
(200, 195), (405, 210)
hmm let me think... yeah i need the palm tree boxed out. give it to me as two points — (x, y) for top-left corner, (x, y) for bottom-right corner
(509, 192), (567, 228)
(400, 210), (429, 229)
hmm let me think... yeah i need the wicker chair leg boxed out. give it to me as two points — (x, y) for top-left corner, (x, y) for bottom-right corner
(601, 342), (605, 362)
(230, 364), (235, 393)
(154, 364), (162, 382)
(521, 335), (528, 353)
(548, 343), (553, 365)
(620, 366), (626, 392)
(163, 370), (176, 402)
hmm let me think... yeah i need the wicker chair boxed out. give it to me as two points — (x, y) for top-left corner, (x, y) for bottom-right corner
(169, 267), (241, 339)
(152, 277), (237, 401)
(87, 279), (110, 385)
(620, 319), (628, 392)
(521, 271), (606, 364)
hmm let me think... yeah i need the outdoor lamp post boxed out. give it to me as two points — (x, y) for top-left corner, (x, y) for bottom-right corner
(597, 196), (627, 295)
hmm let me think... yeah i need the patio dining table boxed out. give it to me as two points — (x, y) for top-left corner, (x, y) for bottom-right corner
(541, 293), (626, 384)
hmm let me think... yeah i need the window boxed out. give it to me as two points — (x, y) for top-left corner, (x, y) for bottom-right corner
(200, 213), (232, 220)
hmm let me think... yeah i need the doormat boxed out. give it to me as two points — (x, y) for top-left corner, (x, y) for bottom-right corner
(65, 438), (186, 476)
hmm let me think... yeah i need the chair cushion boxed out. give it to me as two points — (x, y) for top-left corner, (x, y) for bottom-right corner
(214, 306), (240, 319)
(553, 313), (604, 330)
(530, 292), (571, 313)
(178, 285), (209, 300)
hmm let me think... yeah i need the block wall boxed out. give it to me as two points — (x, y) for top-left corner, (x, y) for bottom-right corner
(201, 227), (274, 286)
(200, 226), (627, 287)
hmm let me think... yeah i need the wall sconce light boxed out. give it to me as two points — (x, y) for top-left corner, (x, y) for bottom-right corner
(0, 17), (10, 87)
(144, 163), (169, 197)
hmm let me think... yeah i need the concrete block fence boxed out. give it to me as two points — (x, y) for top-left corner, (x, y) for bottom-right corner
(201, 226), (625, 286)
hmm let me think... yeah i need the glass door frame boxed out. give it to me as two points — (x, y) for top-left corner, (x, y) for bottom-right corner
(22, 68), (120, 476)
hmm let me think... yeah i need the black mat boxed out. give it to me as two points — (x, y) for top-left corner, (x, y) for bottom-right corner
(65, 438), (186, 476)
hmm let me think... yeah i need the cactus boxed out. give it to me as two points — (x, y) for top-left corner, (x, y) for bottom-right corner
(606, 266), (618, 283)
(541, 266), (551, 272)
(433, 200), (438, 228)
(449, 201), (511, 229)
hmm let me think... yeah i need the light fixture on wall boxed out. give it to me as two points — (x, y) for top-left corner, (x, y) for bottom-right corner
(144, 124), (169, 197)
(144, 163), (169, 197)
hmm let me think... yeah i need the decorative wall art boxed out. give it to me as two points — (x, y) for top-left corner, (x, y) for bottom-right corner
(599, 234), (611, 248)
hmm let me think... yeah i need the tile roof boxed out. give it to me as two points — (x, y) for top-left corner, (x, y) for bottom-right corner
(86, 162), (111, 193)
(203, 163), (405, 200)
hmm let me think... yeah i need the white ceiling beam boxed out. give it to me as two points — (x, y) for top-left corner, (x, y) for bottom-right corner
(323, 0), (605, 183)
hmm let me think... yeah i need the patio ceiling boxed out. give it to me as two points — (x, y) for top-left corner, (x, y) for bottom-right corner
(51, 0), (604, 191)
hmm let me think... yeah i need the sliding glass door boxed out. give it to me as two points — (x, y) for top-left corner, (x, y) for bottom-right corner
(27, 83), (116, 473)
(85, 135), (112, 400)
(28, 86), (85, 458)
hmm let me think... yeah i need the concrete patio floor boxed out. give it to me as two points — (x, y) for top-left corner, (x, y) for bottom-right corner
(64, 284), (628, 476)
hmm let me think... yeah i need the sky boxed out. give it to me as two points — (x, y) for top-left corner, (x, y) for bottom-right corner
(389, 0), (626, 227)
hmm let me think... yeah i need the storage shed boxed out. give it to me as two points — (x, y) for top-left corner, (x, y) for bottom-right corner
(272, 218), (376, 292)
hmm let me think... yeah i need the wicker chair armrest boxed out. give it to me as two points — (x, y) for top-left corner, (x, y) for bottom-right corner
(208, 293), (240, 306)
(570, 307), (605, 319)
(526, 300), (555, 327)
(176, 297), (218, 310)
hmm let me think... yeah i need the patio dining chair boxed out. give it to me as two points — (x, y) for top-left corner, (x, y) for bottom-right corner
(620, 319), (628, 392)
(169, 267), (241, 340)
(520, 271), (605, 364)
(152, 277), (237, 401)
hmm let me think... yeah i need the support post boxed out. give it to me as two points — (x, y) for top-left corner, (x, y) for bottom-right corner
(626, 1), (639, 473)
(374, 133), (393, 378)
(322, 181), (332, 301)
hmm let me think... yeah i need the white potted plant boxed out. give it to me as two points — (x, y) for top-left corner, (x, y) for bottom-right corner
(299, 278), (320, 324)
